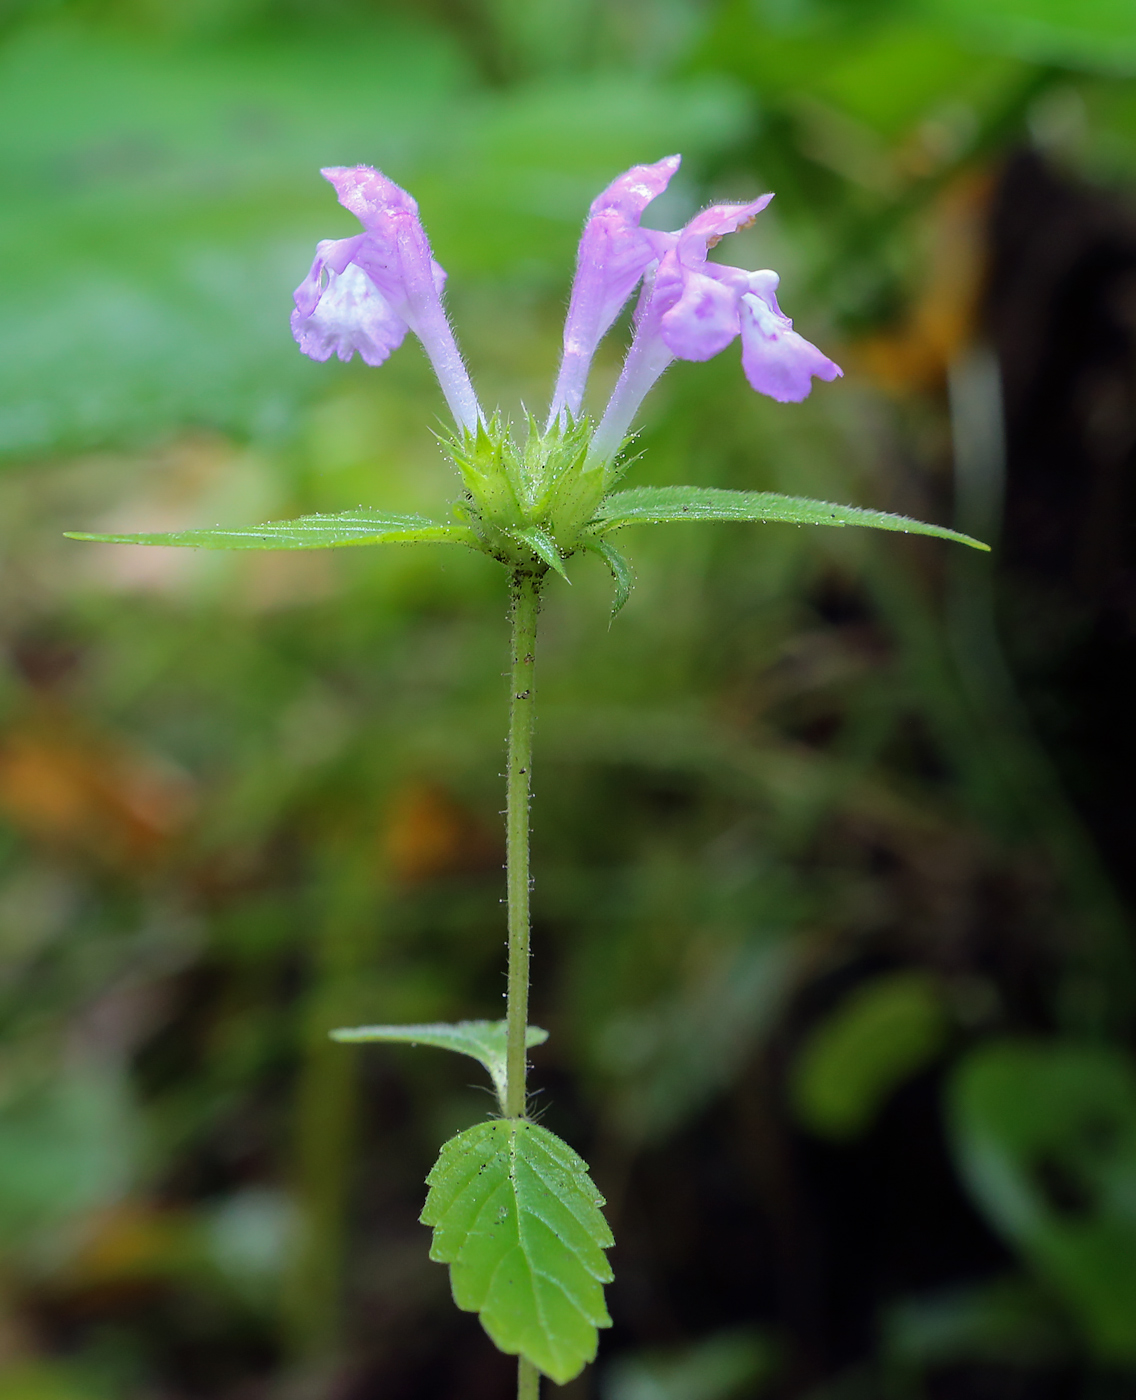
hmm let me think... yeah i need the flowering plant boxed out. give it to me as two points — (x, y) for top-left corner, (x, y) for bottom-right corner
(71, 154), (985, 1398)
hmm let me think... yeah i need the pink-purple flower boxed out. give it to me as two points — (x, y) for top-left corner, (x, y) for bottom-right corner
(292, 156), (841, 467)
(548, 154), (679, 425)
(291, 166), (481, 432)
(582, 166), (843, 464)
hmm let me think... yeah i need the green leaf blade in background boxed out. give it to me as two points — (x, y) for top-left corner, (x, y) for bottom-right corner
(65, 509), (478, 550)
(0, 1066), (137, 1247)
(330, 1020), (549, 1111)
(0, 23), (469, 459)
(421, 1119), (613, 1384)
(948, 1041), (1136, 1363)
(790, 972), (950, 1140)
(604, 1327), (777, 1400)
(592, 486), (990, 550)
(923, 0), (1136, 76)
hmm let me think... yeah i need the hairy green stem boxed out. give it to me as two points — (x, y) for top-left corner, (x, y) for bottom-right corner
(518, 1357), (540, 1400)
(504, 569), (540, 1121)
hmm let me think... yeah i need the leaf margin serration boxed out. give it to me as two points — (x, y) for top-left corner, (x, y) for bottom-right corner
(420, 1118), (613, 1383)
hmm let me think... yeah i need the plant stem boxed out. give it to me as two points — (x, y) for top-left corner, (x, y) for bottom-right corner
(504, 568), (540, 1120)
(518, 1357), (541, 1400)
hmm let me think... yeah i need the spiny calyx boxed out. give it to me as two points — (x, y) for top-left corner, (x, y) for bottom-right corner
(446, 414), (620, 575)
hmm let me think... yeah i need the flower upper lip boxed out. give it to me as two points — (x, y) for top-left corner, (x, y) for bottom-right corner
(548, 153), (683, 427)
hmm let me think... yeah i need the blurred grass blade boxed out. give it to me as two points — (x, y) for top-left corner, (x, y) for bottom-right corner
(604, 1327), (777, 1400)
(330, 1020), (548, 1110)
(421, 1119), (613, 1383)
(66, 510), (480, 551)
(948, 1040), (1136, 1362)
(592, 486), (990, 550)
(926, 0), (1136, 74)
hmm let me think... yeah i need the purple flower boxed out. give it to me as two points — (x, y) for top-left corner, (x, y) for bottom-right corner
(548, 154), (681, 426)
(292, 158), (843, 474)
(292, 166), (481, 432)
(293, 239), (409, 367)
(588, 193), (843, 465)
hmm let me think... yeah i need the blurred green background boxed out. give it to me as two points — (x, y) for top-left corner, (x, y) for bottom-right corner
(1, 0), (1136, 1396)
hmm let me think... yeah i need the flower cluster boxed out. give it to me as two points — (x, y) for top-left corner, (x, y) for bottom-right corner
(292, 155), (841, 542)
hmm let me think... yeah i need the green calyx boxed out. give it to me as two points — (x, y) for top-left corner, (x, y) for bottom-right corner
(445, 414), (613, 576)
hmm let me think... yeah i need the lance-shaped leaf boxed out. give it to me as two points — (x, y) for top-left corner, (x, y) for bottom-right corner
(584, 538), (634, 618)
(65, 509), (480, 551)
(330, 1020), (548, 1112)
(421, 1119), (613, 1383)
(590, 486), (989, 551)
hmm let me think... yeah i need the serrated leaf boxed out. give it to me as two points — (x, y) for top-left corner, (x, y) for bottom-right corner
(584, 539), (635, 618)
(421, 1119), (613, 1383)
(65, 509), (479, 551)
(508, 525), (571, 581)
(591, 486), (990, 551)
(329, 1020), (548, 1112)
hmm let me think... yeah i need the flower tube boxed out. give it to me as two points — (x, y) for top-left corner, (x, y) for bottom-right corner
(547, 154), (681, 427)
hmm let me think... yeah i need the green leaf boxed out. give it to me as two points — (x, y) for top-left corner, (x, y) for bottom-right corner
(65, 509), (479, 551)
(507, 524), (571, 581)
(584, 538), (635, 618)
(420, 1119), (613, 1383)
(790, 972), (949, 1139)
(329, 1020), (548, 1112)
(605, 1327), (777, 1400)
(882, 1276), (1072, 1369)
(0, 24), (469, 459)
(592, 486), (990, 551)
(0, 1360), (107, 1400)
(948, 1040), (1136, 1363)
(0, 1066), (137, 1246)
(923, 0), (1136, 75)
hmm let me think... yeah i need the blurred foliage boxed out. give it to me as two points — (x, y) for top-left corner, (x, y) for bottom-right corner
(950, 1042), (1136, 1364)
(0, 0), (1135, 1396)
(789, 970), (949, 1139)
(602, 1326), (776, 1400)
